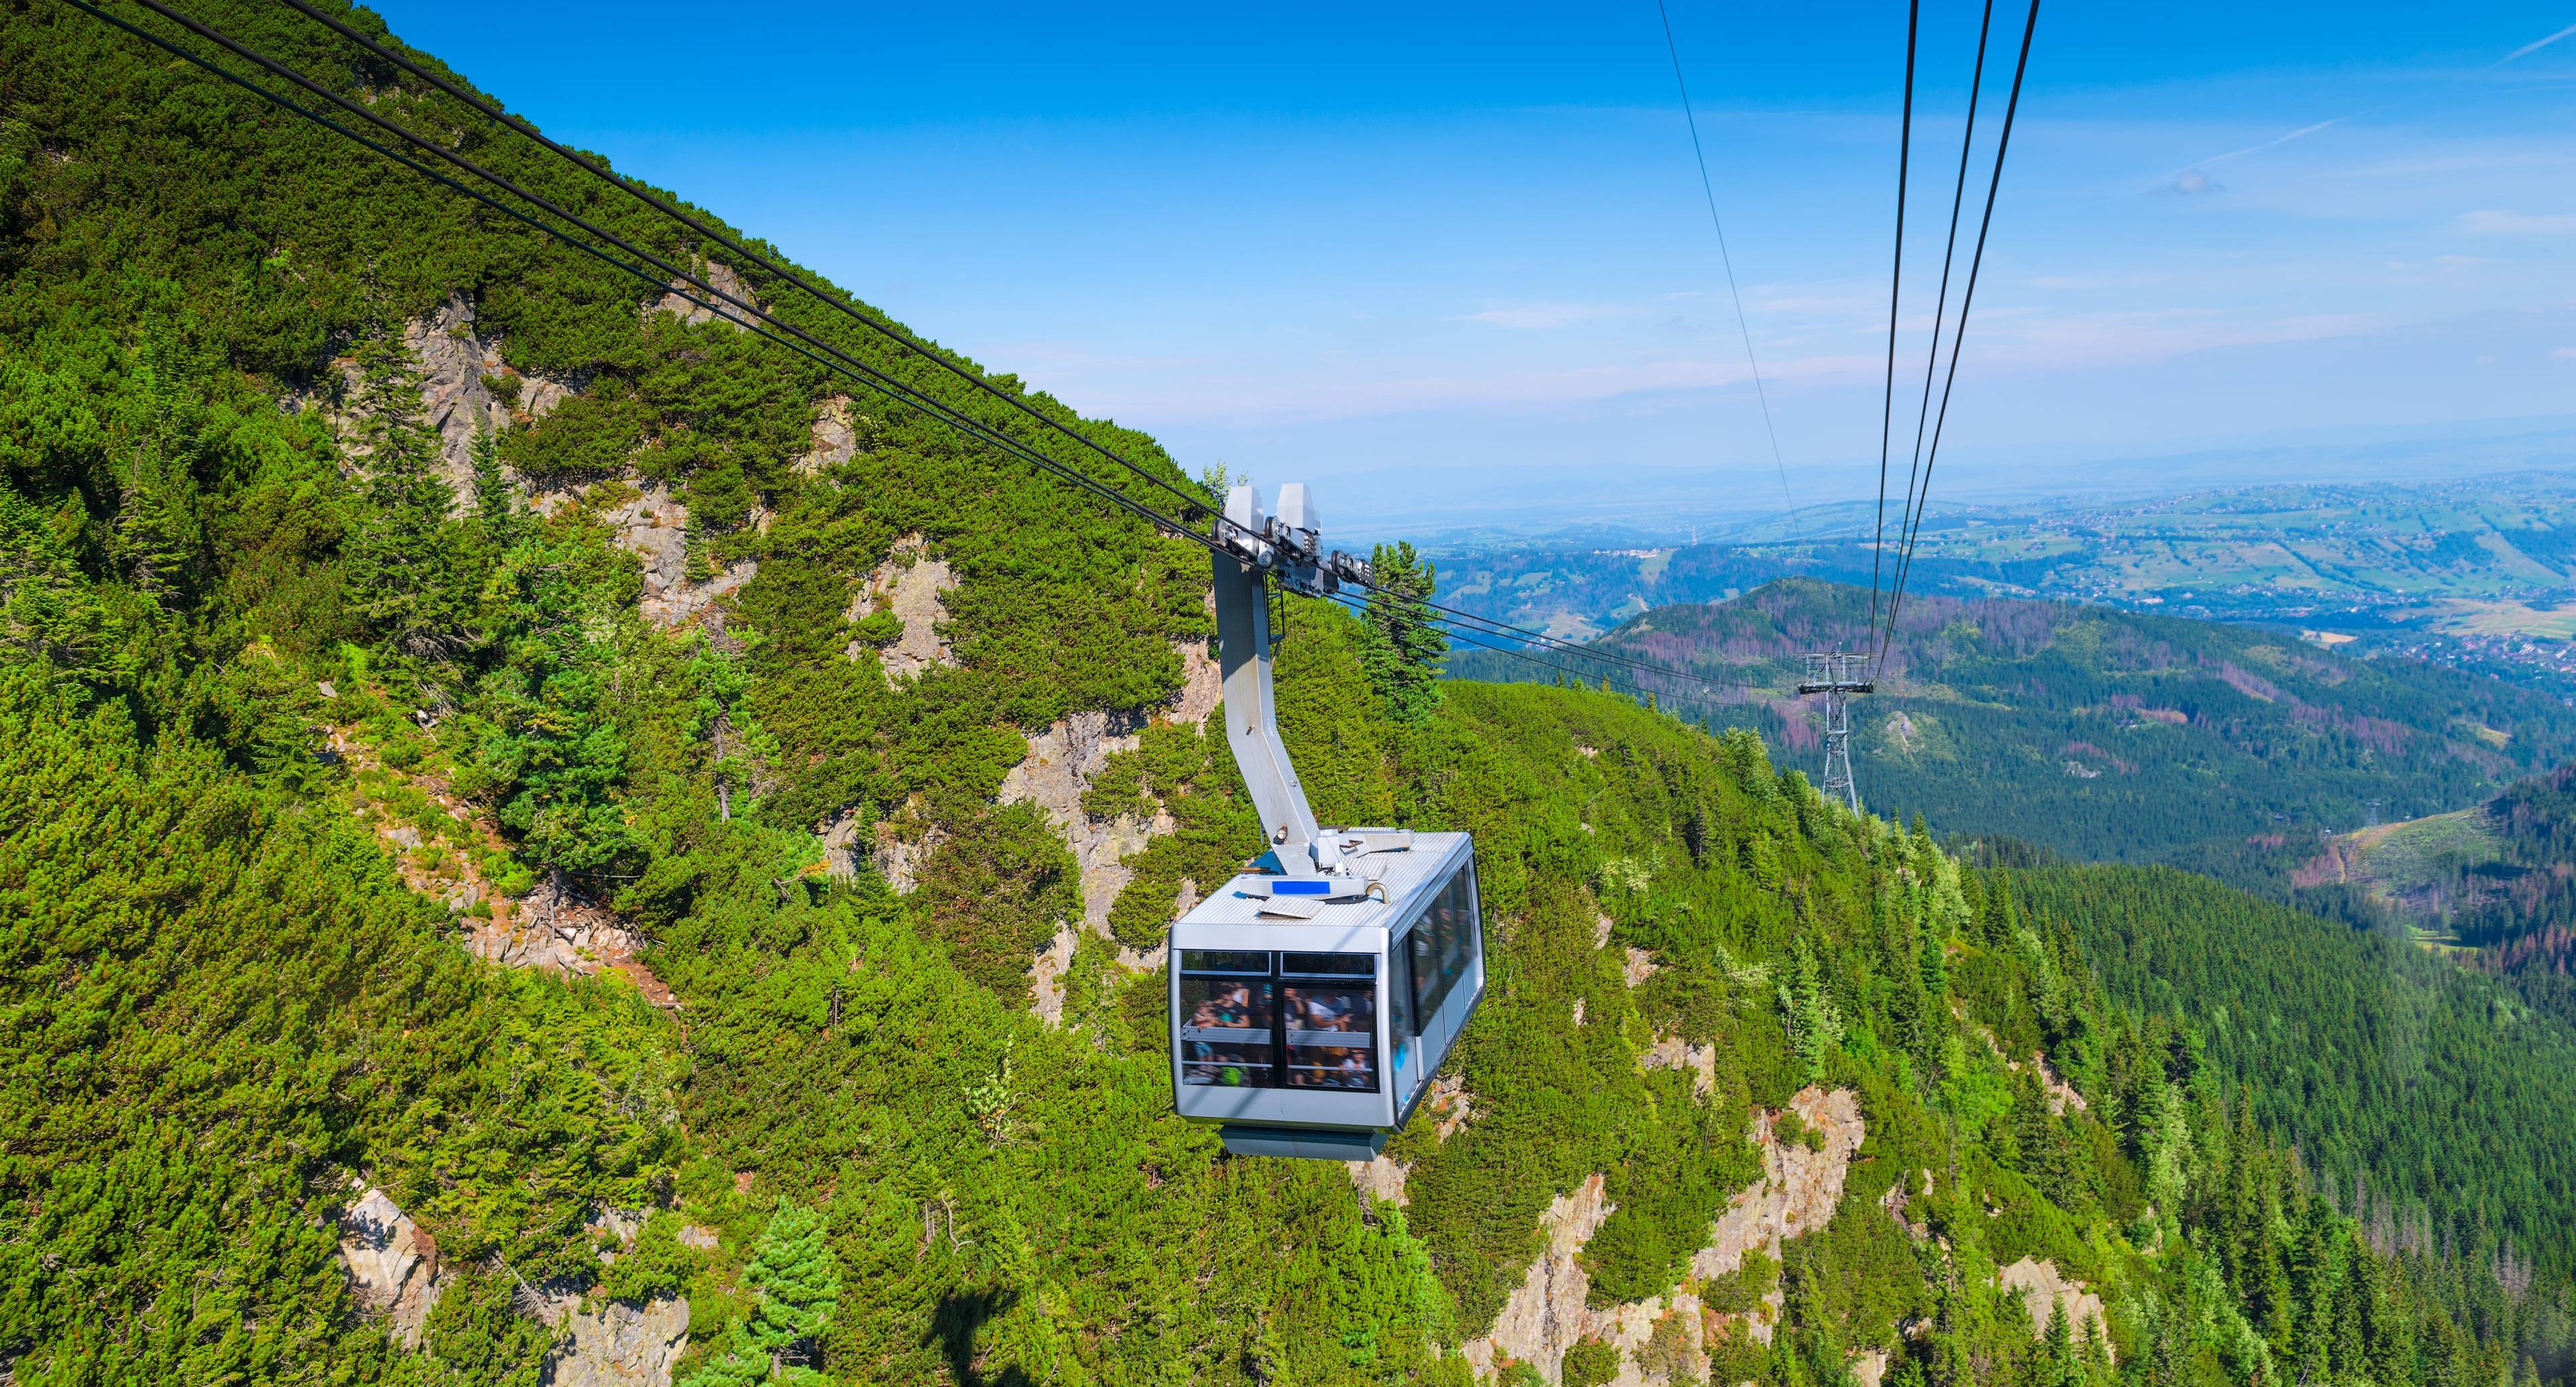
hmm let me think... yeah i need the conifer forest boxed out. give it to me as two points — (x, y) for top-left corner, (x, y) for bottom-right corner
(5, 3), (2576, 1386)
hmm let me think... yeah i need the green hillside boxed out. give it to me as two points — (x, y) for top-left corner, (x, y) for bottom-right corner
(2275, 766), (2576, 1032)
(1451, 579), (2576, 865)
(10, 5), (2576, 1386)
(2008, 865), (2576, 1282)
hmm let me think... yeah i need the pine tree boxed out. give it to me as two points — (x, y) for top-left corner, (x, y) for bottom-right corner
(1777, 936), (1844, 1082)
(2142, 1076), (2192, 1220)
(684, 631), (774, 824)
(466, 516), (634, 879)
(343, 322), (469, 657)
(422, 1261), (553, 1386)
(743, 1199), (843, 1372)
(676, 1331), (772, 1387)
(1356, 541), (1446, 724)
(2039, 1302), (2081, 1387)
(470, 423), (522, 545)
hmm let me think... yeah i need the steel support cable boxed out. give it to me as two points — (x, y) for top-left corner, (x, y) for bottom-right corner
(1878, 0), (2041, 664)
(80, 0), (1224, 567)
(1318, 590), (1669, 701)
(1882, 0), (1995, 680)
(1356, 585), (1760, 691)
(70, 0), (1768, 702)
(122, 0), (1752, 699)
(1324, 582), (1769, 697)
(1868, 0), (1921, 639)
(1346, 555), (1761, 687)
(270, 0), (1218, 526)
(1654, 0), (1794, 520)
(107, 0), (1204, 553)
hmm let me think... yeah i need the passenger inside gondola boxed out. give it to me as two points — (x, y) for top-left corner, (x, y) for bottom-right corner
(1187, 981), (1257, 1031)
(1180, 977), (1274, 1087)
(1284, 983), (1376, 1090)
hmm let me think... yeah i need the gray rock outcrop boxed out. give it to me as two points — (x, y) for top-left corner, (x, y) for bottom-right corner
(599, 484), (758, 630)
(337, 1184), (449, 1347)
(312, 292), (575, 514)
(853, 534), (960, 680)
(543, 1296), (690, 1387)
(651, 260), (757, 330)
(1997, 1258), (2113, 1357)
(1462, 1086), (1866, 1385)
(793, 394), (861, 475)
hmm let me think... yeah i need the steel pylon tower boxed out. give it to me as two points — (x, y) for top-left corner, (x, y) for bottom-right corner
(1799, 652), (1875, 814)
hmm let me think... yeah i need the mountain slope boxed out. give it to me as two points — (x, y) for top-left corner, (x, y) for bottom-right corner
(1452, 579), (2576, 864)
(2285, 765), (2576, 1031)
(9, 7), (2576, 1387)
(2008, 863), (2576, 1280)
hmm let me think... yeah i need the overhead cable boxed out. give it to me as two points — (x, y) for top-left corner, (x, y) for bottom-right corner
(1653, 0), (1795, 520)
(1324, 590), (1772, 709)
(85, 0), (1222, 562)
(1868, 0), (1922, 639)
(1324, 591), (1658, 701)
(268, 0), (1218, 529)
(69, 0), (1766, 702)
(1402, 588), (1760, 691)
(107, 0), (1175, 519)
(1878, 0), (2042, 663)
(223, 0), (1752, 696)
(1884, 0), (1996, 673)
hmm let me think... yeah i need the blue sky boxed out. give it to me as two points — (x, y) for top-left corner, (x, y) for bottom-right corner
(369, 1), (2576, 539)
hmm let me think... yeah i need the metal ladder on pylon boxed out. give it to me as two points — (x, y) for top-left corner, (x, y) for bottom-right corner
(1798, 651), (1874, 814)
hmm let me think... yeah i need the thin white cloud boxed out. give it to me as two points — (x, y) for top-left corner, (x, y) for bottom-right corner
(1061, 349), (1880, 426)
(2498, 21), (2576, 66)
(1462, 301), (1641, 330)
(2149, 168), (2225, 196)
(2166, 15), (2576, 182)
(2195, 117), (2353, 171)
(2555, 346), (2576, 360)
(2459, 208), (2576, 234)
(1959, 307), (2394, 373)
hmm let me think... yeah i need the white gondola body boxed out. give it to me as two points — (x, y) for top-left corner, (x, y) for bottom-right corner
(1167, 831), (1483, 1159)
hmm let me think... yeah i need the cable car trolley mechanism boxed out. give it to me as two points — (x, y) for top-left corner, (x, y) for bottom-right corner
(1168, 484), (1486, 1161)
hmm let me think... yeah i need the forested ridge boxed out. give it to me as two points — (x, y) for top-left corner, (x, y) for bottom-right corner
(2277, 764), (2576, 1033)
(1452, 579), (2576, 867)
(8, 3), (2576, 1385)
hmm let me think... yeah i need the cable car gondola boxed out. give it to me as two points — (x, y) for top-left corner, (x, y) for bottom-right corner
(1169, 484), (1485, 1160)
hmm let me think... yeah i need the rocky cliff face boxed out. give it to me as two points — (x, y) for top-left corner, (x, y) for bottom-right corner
(1996, 1258), (2112, 1358)
(337, 1183), (693, 1383)
(308, 292), (578, 512)
(1463, 1085), (1868, 1386)
(1006, 642), (1224, 1020)
(853, 535), (960, 681)
(336, 1185), (450, 1348)
(545, 1296), (692, 1387)
(600, 483), (757, 631)
(651, 260), (759, 330)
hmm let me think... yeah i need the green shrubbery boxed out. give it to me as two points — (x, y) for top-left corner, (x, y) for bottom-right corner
(9, 5), (2576, 1383)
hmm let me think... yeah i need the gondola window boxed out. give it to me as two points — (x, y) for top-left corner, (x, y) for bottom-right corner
(1407, 866), (1479, 1024)
(1177, 950), (1379, 1093)
(1283, 953), (1379, 1092)
(1178, 951), (1277, 1088)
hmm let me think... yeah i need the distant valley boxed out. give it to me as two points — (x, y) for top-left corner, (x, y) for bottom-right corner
(1433, 471), (2576, 691)
(1449, 577), (2576, 864)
